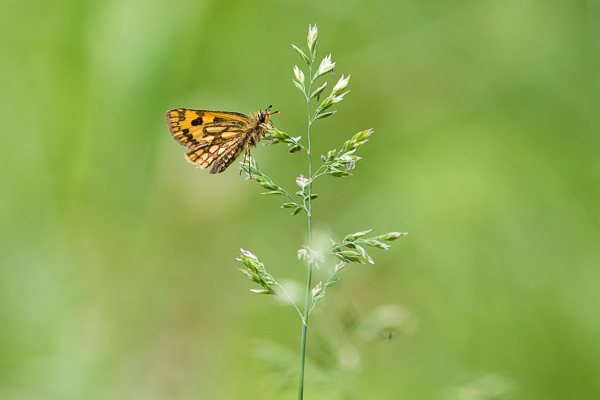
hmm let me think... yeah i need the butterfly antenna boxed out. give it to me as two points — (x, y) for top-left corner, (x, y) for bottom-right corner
(263, 105), (278, 117)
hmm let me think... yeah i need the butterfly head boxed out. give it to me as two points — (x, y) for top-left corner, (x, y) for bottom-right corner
(258, 105), (279, 124)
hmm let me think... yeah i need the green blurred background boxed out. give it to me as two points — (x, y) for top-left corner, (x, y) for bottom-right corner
(1, 0), (599, 399)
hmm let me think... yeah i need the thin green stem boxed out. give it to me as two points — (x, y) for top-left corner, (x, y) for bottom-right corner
(298, 63), (314, 400)
(280, 189), (304, 210)
(246, 161), (302, 208)
(311, 164), (326, 179)
(274, 282), (303, 319)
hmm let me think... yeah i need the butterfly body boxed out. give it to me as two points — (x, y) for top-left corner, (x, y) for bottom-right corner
(166, 107), (274, 174)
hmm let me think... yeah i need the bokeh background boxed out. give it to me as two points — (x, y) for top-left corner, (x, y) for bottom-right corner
(1, 0), (599, 399)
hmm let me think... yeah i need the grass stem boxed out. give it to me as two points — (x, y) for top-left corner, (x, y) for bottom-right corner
(298, 63), (315, 400)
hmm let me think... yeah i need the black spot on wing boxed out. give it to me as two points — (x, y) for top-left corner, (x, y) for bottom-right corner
(179, 128), (198, 145)
(191, 116), (203, 126)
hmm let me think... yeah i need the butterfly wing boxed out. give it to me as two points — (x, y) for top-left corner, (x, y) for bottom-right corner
(165, 108), (251, 148)
(209, 137), (249, 174)
(167, 108), (256, 173)
(185, 135), (247, 174)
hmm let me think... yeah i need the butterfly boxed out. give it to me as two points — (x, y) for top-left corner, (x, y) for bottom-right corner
(165, 106), (278, 174)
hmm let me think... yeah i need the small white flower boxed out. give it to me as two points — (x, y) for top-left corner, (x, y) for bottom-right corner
(332, 74), (350, 95)
(293, 65), (305, 84)
(296, 175), (310, 189)
(316, 54), (335, 77)
(307, 24), (318, 51)
(312, 281), (323, 297)
(240, 248), (258, 261)
(331, 91), (349, 104)
(297, 247), (309, 260)
(334, 261), (346, 273)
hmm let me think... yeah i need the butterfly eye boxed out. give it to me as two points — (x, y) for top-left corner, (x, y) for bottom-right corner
(258, 112), (266, 123)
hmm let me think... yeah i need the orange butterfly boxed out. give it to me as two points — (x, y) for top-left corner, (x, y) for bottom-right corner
(166, 106), (277, 174)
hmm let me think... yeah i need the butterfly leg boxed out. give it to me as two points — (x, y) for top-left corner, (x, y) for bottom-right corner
(241, 147), (253, 179)
(246, 148), (253, 179)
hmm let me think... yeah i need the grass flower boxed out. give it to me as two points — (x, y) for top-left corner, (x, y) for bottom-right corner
(237, 24), (406, 400)
(314, 54), (335, 79)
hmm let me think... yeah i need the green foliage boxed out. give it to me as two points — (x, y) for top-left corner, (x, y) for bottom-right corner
(238, 25), (405, 400)
(318, 129), (373, 177)
(263, 127), (304, 153)
(241, 25), (403, 307)
(241, 157), (304, 214)
(331, 230), (406, 265)
(237, 249), (276, 295)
